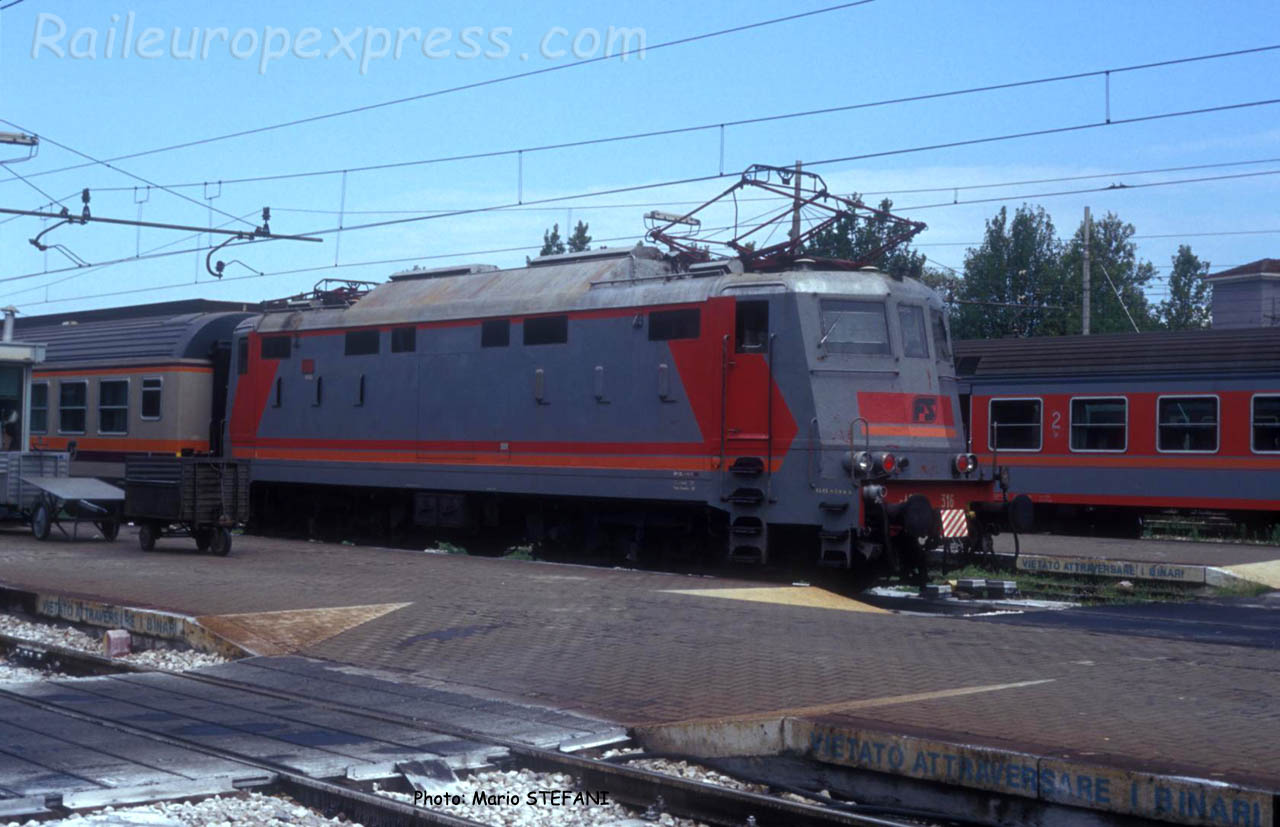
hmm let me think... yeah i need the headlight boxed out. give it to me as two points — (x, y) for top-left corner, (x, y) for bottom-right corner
(853, 451), (873, 476)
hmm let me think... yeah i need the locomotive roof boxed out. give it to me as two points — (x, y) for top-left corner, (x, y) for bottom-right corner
(20, 310), (255, 367)
(954, 326), (1280, 380)
(252, 244), (942, 333)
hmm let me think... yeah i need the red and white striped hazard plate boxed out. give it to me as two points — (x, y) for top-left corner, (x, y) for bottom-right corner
(940, 508), (969, 538)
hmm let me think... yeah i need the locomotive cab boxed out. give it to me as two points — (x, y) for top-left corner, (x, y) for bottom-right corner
(786, 269), (1012, 576)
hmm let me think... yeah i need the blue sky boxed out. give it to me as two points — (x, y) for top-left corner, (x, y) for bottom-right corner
(0, 0), (1277, 314)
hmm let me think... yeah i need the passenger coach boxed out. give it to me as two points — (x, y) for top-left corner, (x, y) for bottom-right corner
(18, 301), (256, 479)
(956, 328), (1280, 533)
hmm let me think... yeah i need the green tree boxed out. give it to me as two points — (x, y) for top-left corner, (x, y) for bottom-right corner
(804, 196), (928, 281)
(1158, 245), (1211, 330)
(1061, 211), (1159, 334)
(567, 220), (592, 253)
(952, 205), (1068, 340)
(539, 223), (565, 256)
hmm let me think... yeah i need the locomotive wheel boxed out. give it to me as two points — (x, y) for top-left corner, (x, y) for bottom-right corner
(208, 528), (232, 557)
(31, 503), (51, 541)
(98, 520), (120, 542)
(138, 523), (158, 551)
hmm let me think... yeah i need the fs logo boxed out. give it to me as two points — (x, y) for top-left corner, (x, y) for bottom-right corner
(912, 395), (938, 424)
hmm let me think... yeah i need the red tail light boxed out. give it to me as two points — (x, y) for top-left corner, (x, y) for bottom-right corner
(878, 452), (896, 473)
(954, 453), (973, 474)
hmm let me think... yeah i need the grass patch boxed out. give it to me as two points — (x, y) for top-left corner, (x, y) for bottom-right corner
(435, 541), (467, 555)
(503, 544), (536, 561)
(1142, 517), (1280, 546)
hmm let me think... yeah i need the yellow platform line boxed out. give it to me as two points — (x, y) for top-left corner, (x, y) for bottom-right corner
(197, 602), (412, 657)
(663, 586), (889, 613)
(1223, 559), (1280, 589)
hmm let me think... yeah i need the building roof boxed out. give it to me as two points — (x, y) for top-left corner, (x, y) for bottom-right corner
(1207, 258), (1280, 280)
(953, 327), (1280, 379)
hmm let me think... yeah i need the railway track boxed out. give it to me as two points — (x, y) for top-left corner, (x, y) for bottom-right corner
(0, 631), (927, 827)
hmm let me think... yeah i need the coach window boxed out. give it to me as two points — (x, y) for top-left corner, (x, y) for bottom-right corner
(391, 326), (416, 353)
(1157, 396), (1218, 453)
(524, 315), (568, 346)
(898, 305), (929, 358)
(1251, 395), (1280, 453)
(931, 309), (952, 361)
(345, 329), (380, 356)
(261, 336), (291, 359)
(30, 382), (48, 433)
(59, 381), (87, 434)
(141, 378), (162, 420)
(1070, 397), (1127, 452)
(649, 308), (701, 341)
(989, 398), (1042, 451)
(482, 319), (510, 347)
(98, 379), (129, 435)
(818, 300), (889, 355)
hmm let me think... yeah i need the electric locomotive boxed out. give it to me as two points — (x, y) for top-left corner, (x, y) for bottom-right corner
(225, 166), (1027, 578)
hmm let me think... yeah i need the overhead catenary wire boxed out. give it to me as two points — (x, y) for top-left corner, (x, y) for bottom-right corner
(5, 0), (879, 182)
(36, 45), (1280, 196)
(0, 119), (260, 230)
(0, 163), (66, 208)
(261, 156), (1280, 218)
(4, 162), (1273, 298)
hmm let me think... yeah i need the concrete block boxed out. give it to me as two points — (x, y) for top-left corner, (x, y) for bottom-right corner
(103, 629), (131, 658)
(985, 579), (1018, 598)
(955, 578), (985, 594)
(922, 584), (952, 598)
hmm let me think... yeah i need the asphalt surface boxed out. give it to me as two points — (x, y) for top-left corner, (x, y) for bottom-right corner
(973, 591), (1280, 650)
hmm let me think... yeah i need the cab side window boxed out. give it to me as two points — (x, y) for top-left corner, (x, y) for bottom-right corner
(898, 305), (929, 358)
(735, 301), (769, 353)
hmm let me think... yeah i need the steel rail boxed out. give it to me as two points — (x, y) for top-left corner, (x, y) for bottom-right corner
(169, 667), (920, 827)
(0, 644), (920, 827)
(0, 681), (491, 827)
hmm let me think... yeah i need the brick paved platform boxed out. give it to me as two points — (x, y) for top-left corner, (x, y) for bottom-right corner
(1, 526), (1277, 815)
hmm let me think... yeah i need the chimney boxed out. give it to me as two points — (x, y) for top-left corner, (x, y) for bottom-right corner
(1, 307), (15, 342)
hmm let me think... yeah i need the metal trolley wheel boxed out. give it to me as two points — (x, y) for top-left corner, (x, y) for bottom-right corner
(138, 522), (158, 552)
(208, 527), (232, 557)
(96, 520), (120, 542)
(31, 501), (52, 541)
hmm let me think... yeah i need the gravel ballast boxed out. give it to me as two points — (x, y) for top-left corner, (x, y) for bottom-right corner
(374, 767), (706, 826)
(2, 792), (362, 826)
(0, 614), (227, 672)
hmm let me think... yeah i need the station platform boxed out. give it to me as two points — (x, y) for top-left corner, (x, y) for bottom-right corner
(1, 527), (1277, 825)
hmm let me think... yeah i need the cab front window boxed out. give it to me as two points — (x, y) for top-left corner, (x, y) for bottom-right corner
(819, 300), (890, 355)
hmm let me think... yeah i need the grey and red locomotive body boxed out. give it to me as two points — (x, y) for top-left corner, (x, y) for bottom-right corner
(225, 245), (1017, 576)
